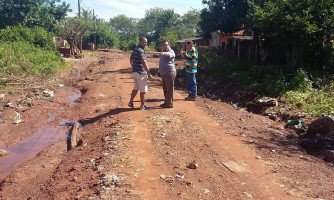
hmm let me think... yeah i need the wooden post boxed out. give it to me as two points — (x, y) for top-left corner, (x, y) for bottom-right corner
(67, 122), (81, 150)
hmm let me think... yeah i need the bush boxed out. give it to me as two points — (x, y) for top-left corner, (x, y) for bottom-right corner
(289, 69), (313, 92)
(198, 48), (334, 116)
(0, 25), (56, 50)
(0, 41), (65, 77)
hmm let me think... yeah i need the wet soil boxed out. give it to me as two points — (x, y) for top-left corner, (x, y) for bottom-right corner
(0, 51), (333, 200)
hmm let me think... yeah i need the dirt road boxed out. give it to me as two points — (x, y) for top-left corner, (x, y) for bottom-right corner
(0, 51), (333, 199)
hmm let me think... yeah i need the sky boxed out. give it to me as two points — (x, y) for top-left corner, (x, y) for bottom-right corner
(66, 0), (205, 20)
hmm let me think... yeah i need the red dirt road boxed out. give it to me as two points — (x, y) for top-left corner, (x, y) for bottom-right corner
(0, 51), (333, 199)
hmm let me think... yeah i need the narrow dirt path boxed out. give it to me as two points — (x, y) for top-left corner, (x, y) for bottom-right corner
(1, 51), (333, 200)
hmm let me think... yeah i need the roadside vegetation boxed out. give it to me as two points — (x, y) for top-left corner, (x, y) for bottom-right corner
(199, 49), (334, 116)
(199, 0), (334, 117)
(0, 0), (70, 89)
(0, 26), (65, 78)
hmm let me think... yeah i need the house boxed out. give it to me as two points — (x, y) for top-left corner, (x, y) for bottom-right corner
(210, 30), (254, 61)
(53, 36), (69, 48)
(176, 37), (209, 52)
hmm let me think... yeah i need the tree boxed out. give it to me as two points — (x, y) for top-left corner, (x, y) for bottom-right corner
(109, 14), (138, 50)
(248, 0), (334, 72)
(109, 14), (137, 39)
(86, 21), (119, 49)
(200, 0), (249, 36)
(81, 8), (94, 21)
(159, 29), (179, 46)
(137, 8), (180, 41)
(56, 17), (92, 56)
(0, 0), (70, 31)
(174, 9), (201, 39)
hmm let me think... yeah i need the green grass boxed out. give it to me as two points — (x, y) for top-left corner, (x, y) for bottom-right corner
(83, 50), (98, 56)
(284, 89), (334, 116)
(0, 41), (65, 77)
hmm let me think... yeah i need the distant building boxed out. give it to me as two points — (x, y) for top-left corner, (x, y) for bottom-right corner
(53, 36), (69, 48)
(210, 30), (255, 61)
(176, 37), (209, 56)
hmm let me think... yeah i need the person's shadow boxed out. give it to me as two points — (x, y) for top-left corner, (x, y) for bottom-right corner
(79, 107), (133, 126)
(78, 105), (164, 126)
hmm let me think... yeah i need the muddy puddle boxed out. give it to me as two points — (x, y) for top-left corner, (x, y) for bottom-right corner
(0, 88), (83, 179)
(0, 88), (82, 179)
(0, 127), (67, 178)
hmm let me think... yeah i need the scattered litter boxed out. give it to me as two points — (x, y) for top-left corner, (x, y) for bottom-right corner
(186, 160), (199, 169)
(13, 112), (23, 124)
(159, 174), (173, 183)
(184, 181), (192, 186)
(243, 192), (253, 199)
(257, 97), (278, 106)
(175, 172), (185, 179)
(284, 119), (304, 129)
(4, 101), (14, 108)
(203, 189), (211, 194)
(160, 132), (168, 138)
(112, 174), (121, 185)
(0, 149), (8, 157)
(232, 102), (241, 109)
(58, 84), (65, 88)
(43, 89), (54, 98)
(0, 93), (5, 100)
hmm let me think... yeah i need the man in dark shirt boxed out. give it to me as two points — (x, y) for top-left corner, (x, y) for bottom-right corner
(128, 37), (152, 110)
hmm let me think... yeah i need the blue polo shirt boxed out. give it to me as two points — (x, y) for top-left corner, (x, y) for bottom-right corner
(131, 45), (147, 74)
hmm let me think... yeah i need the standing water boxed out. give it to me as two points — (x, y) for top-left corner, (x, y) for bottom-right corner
(0, 127), (67, 178)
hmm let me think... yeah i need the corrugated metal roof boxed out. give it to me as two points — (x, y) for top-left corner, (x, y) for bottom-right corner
(231, 35), (253, 40)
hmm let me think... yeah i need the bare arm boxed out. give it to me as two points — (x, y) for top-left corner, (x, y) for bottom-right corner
(141, 60), (152, 78)
(161, 52), (172, 57)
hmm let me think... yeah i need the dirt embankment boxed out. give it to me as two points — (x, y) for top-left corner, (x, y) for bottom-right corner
(0, 51), (333, 200)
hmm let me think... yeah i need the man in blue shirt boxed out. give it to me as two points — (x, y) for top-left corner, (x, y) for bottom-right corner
(128, 37), (152, 110)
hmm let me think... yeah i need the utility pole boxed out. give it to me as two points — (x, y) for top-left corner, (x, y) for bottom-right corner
(93, 9), (97, 50)
(78, 0), (81, 17)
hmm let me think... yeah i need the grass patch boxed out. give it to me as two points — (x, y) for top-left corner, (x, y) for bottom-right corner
(0, 41), (65, 77)
(284, 90), (334, 116)
(83, 50), (97, 56)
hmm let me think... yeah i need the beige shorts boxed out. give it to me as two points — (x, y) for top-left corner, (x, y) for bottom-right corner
(132, 72), (148, 93)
